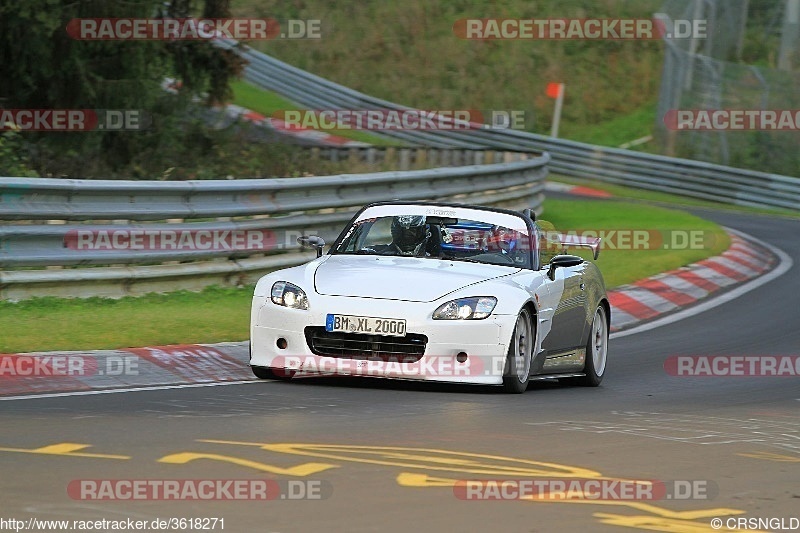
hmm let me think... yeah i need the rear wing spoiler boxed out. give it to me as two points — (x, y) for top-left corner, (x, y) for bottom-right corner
(545, 232), (602, 260)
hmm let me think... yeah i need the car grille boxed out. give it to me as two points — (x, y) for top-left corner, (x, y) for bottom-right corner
(304, 327), (427, 361)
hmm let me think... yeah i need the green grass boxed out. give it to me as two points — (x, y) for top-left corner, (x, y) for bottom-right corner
(232, 75), (661, 150)
(562, 101), (658, 149)
(549, 174), (800, 218)
(230, 79), (298, 116)
(231, 0), (663, 137)
(0, 199), (730, 353)
(230, 80), (395, 146)
(0, 286), (252, 354)
(539, 199), (730, 288)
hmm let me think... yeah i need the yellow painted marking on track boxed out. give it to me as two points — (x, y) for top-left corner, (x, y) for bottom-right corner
(396, 472), (458, 487)
(199, 440), (604, 478)
(0, 442), (129, 460)
(198, 440), (751, 532)
(521, 496), (743, 521)
(737, 451), (800, 462)
(157, 452), (337, 476)
(378, 452), (486, 466)
(395, 472), (652, 489)
(399, 472), (748, 531)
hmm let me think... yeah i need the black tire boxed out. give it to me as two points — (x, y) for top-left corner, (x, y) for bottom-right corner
(251, 365), (294, 381)
(577, 305), (608, 387)
(502, 308), (534, 394)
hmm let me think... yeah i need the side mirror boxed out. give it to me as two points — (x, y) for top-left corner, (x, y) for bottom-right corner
(522, 208), (536, 222)
(297, 235), (326, 258)
(547, 254), (584, 281)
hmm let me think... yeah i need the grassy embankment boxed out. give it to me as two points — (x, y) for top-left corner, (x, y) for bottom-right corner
(229, 0), (664, 149)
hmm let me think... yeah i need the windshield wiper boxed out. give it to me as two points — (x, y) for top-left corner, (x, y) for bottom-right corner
(439, 254), (482, 264)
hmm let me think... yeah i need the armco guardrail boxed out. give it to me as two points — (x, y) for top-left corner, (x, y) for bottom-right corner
(0, 147), (547, 300)
(221, 40), (800, 211)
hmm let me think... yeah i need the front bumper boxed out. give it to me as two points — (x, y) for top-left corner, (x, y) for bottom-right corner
(250, 295), (516, 385)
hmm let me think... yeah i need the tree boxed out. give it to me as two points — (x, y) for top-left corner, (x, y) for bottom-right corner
(0, 0), (243, 176)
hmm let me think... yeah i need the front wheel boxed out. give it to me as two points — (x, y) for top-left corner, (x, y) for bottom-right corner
(502, 308), (534, 394)
(578, 305), (608, 387)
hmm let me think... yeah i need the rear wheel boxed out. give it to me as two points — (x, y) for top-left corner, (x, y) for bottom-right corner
(578, 306), (608, 386)
(502, 309), (534, 394)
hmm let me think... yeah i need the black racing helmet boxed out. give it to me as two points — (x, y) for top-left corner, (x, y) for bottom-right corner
(391, 215), (427, 254)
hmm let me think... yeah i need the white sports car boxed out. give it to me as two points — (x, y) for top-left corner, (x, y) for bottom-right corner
(250, 201), (609, 393)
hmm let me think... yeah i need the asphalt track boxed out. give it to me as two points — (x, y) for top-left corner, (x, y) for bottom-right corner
(1, 207), (798, 533)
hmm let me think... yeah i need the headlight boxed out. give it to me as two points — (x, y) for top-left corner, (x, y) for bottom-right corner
(271, 281), (309, 310)
(432, 297), (497, 320)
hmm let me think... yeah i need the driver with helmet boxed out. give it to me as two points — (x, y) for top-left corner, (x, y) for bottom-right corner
(367, 215), (431, 257)
(388, 215), (430, 256)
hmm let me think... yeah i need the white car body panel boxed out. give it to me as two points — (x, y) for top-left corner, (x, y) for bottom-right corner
(250, 256), (554, 385)
(314, 255), (517, 302)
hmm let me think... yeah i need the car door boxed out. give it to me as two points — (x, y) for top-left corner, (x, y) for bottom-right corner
(540, 260), (588, 371)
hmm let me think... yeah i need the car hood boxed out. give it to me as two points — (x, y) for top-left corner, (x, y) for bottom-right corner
(314, 255), (518, 302)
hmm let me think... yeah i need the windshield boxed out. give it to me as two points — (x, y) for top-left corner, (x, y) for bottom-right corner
(333, 206), (532, 268)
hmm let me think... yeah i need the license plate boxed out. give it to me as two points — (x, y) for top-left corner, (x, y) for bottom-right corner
(325, 314), (407, 337)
